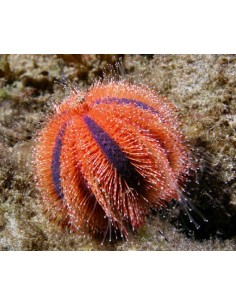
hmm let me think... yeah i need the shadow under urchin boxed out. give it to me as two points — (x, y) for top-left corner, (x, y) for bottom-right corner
(168, 147), (236, 241)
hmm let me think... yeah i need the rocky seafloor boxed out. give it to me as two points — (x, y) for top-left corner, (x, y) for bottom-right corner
(0, 54), (235, 250)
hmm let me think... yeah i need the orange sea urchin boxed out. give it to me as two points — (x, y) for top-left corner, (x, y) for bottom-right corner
(34, 80), (192, 241)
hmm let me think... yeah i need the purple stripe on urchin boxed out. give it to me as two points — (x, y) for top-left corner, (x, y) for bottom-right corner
(51, 123), (67, 199)
(94, 97), (161, 116)
(83, 115), (142, 188)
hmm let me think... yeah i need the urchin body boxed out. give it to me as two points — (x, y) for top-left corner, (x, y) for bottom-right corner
(34, 81), (191, 239)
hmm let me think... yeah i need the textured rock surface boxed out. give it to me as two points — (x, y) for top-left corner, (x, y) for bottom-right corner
(0, 54), (235, 250)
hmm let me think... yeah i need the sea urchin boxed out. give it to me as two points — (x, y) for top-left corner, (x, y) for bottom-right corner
(34, 80), (192, 241)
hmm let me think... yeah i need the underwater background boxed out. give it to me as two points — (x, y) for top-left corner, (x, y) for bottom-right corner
(0, 54), (235, 250)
